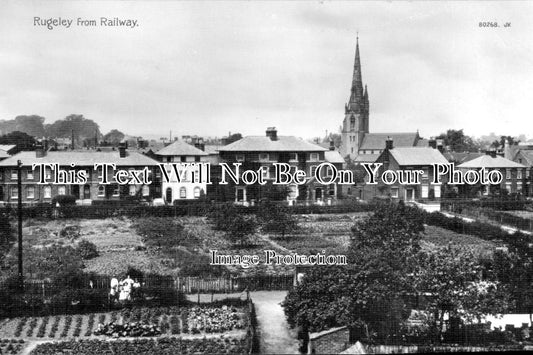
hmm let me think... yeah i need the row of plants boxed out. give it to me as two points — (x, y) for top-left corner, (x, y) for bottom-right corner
(93, 321), (161, 337)
(187, 305), (245, 334)
(0, 339), (24, 355)
(30, 337), (249, 355)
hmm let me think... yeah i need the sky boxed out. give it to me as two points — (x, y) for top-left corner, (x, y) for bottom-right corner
(1, 1), (532, 141)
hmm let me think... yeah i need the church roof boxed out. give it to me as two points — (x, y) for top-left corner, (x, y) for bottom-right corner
(388, 147), (448, 166)
(457, 154), (526, 169)
(156, 140), (207, 156)
(219, 136), (326, 152)
(360, 133), (419, 150)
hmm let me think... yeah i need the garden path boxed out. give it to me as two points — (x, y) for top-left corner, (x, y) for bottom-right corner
(252, 291), (299, 354)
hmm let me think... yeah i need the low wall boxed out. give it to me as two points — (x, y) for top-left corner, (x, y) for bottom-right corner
(308, 326), (349, 354)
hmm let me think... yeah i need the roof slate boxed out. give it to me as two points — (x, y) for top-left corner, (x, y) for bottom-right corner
(389, 147), (449, 166)
(0, 151), (160, 167)
(219, 136), (327, 152)
(155, 140), (207, 156)
(360, 132), (419, 150)
(457, 155), (526, 169)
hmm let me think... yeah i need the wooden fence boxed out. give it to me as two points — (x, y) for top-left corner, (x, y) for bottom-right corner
(22, 273), (294, 297)
(177, 274), (294, 293)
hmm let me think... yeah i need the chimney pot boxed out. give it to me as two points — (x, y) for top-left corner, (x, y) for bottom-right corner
(266, 127), (278, 141)
(385, 137), (393, 150)
(118, 142), (127, 158)
(35, 143), (45, 158)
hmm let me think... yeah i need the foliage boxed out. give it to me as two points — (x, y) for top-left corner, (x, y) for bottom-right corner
(415, 246), (510, 340)
(31, 337), (250, 355)
(76, 239), (99, 260)
(258, 200), (299, 236)
(0, 115), (46, 137)
(44, 114), (101, 148)
(103, 129), (125, 145)
(132, 217), (190, 249)
(225, 214), (258, 246)
(283, 203), (423, 339)
(0, 131), (37, 151)
(52, 194), (77, 206)
(0, 211), (13, 259)
(436, 129), (479, 152)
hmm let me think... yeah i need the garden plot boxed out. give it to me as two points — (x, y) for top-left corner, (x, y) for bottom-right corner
(0, 305), (247, 341)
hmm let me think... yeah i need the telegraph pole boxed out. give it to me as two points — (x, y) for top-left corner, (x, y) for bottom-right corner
(17, 159), (23, 292)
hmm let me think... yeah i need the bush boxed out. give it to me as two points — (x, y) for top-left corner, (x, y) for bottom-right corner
(76, 239), (99, 260)
(52, 194), (77, 206)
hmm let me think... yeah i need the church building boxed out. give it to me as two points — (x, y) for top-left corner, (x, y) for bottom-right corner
(340, 38), (426, 163)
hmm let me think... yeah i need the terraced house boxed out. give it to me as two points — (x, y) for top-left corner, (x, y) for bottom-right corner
(216, 127), (345, 205)
(0, 143), (161, 205)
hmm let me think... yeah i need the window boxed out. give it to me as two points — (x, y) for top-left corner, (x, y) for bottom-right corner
(97, 185), (106, 197)
(129, 185), (136, 196)
(236, 154), (244, 162)
(309, 153), (319, 162)
(113, 184), (120, 197)
(261, 166), (269, 180)
(310, 165), (317, 177)
(26, 186), (35, 199)
(506, 169), (511, 180)
(259, 153), (269, 162)
(527, 169), (530, 179)
(44, 186), (51, 199)
(179, 187), (187, 199)
(518, 170), (522, 180)
(391, 187), (399, 198)
(195, 156), (201, 162)
(180, 156), (187, 162)
(142, 185), (150, 196)
(58, 186), (66, 195)
(11, 187), (18, 199)
(27, 169), (34, 180)
(193, 187), (201, 198)
(166, 156), (172, 163)
(288, 153), (298, 162)
(11, 170), (17, 180)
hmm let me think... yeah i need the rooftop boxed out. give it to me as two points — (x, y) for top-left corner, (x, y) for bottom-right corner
(458, 154), (526, 169)
(219, 136), (327, 152)
(360, 132), (419, 150)
(0, 150), (160, 167)
(155, 140), (207, 156)
(388, 147), (449, 166)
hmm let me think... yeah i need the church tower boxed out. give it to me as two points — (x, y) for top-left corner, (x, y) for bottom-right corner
(340, 36), (369, 159)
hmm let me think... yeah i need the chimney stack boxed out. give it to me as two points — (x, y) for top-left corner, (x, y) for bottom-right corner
(436, 139), (444, 153)
(329, 139), (335, 151)
(35, 142), (45, 158)
(428, 138), (437, 149)
(194, 137), (205, 151)
(385, 137), (393, 150)
(118, 142), (127, 158)
(266, 127), (278, 141)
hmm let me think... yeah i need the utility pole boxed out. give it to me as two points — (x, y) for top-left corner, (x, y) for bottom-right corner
(17, 159), (23, 292)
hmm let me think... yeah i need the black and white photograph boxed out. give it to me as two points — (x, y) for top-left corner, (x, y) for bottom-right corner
(1, 1), (533, 354)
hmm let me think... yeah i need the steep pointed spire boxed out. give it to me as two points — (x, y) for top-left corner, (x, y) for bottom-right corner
(349, 35), (364, 109)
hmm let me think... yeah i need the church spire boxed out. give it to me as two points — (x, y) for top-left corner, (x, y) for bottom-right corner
(349, 35), (364, 108)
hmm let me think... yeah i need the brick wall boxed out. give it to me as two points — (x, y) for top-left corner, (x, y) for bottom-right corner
(308, 326), (349, 354)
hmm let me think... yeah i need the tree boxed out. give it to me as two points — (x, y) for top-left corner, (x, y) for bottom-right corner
(103, 129), (125, 145)
(45, 114), (101, 148)
(0, 115), (46, 137)
(283, 203), (424, 339)
(436, 129), (478, 152)
(258, 200), (298, 237)
(0, 131), (37, 151)
(415, 246), (510, 340)
(0, 212), (12, 260)
(225, 214), (258, 246)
